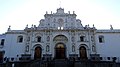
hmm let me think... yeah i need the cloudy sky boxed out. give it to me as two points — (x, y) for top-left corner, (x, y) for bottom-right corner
(0, 0), (120, 34)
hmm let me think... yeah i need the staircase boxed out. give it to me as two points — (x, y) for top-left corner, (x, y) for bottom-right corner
(54, 59), (68, 67)
(26, 59), (74, 67)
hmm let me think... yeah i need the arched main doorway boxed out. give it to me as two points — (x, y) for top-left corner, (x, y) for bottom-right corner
(34, 46), (42, 60)
(55, 43), (66, 59)
(79, 46), (88, 60)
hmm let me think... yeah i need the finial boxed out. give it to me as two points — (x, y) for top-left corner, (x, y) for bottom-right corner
(51, 11), (52, 14)
(68, 11), (70, 14)
(26, 24), (28, 29)
(85, 25), (87, 28)
(46, 11), (48, 14)
(34, 25), (36, 28)
(34, 25), (37, 30)
(88, 24), (89, 27)
(73, 11), (75, 14)
(31, 24), (33, 28)
(7, 25), (11, 31)
(110, 25), (113, 30)
(93, 24), (95, 29)
(9, 25), (11, 28)
(93, 24), (94, 28)
(93, 24), (94, 27)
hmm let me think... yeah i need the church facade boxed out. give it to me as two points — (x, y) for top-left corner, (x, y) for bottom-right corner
(0, 8), (120, 62)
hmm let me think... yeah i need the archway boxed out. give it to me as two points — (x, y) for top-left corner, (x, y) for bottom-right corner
(0, 52), (3, 63)
(79, 46), (88, 60)
(34, 46), (42, 60)
(55, 43), (66, 59)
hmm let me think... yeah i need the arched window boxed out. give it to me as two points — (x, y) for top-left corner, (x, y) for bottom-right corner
(98, 35), (104, 43)
(17, 36), (23, 43)
(80, 36), (85, 42)
(36, 36), (41, 42)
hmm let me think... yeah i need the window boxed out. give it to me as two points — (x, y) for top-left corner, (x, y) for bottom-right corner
(98, 35), (104, 43)
(37, 36), (41, 42)
(1, 39), (5, 46)
(17, 36), (23, 43)
(107, 57), (110, 60)
(80, 36), (85, 42)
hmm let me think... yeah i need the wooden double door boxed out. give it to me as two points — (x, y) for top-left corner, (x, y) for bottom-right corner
(79, 46), (88, 60)
(55, 43), (66, 59)
(0, 52), (3, 63)
(34, 47), (42, 60)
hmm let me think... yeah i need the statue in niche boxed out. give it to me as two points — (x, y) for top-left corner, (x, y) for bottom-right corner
(46, 45), (50, 52)
(27, 36), (30, 41)
(26, 45), (29, 52)
(58, 18), (64, 27)
(71, 36), (75, 42)
(54, 18), (56, 23)
(65, 18), (67, 22)
(47, 36), (50, 41)
(72, 45), (75, 52)
(92, 45), (95, 52)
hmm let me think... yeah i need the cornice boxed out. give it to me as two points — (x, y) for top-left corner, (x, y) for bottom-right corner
(6, 31), (26, 34)
(24, 27), (96, 32)
(96, 30), (120, 33)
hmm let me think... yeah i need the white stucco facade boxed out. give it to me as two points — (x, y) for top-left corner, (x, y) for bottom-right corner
(0, 8), (120, 62)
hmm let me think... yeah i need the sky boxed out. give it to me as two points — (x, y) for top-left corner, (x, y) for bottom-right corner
(0, 0), (120, 34)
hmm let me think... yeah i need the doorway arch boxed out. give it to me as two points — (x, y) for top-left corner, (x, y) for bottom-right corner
(34, 46), (42, 60)
(79, 46), (88, 60)
(55, 43), (66, 59)
(0, 52), (3, 63)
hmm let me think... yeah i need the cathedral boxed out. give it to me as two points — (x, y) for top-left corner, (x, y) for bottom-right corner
(0, 8), (120, 63)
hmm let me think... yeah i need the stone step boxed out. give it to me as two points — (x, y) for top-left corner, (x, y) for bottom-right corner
(54, 59), (68, 67)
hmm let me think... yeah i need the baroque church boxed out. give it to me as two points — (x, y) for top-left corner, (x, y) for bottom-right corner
(0, 8), (120, 63)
